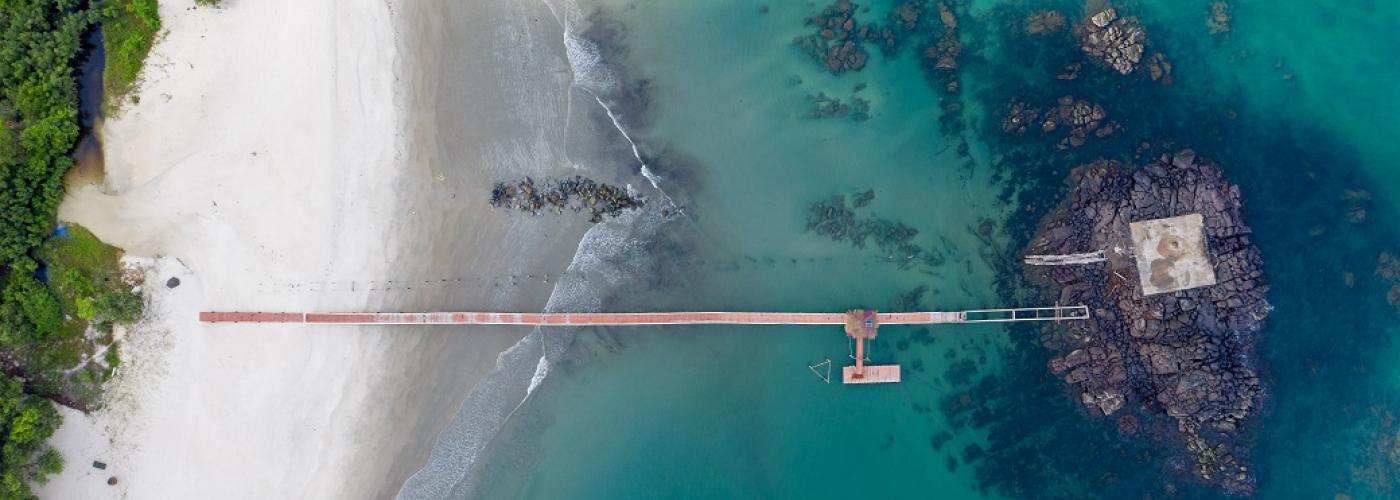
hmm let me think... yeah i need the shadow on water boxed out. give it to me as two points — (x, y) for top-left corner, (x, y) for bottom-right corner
(66, 27), (105, 188)
(957, 1), (1400, 498)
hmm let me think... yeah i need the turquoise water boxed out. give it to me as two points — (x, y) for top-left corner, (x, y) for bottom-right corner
(418, 0), (1400, 498)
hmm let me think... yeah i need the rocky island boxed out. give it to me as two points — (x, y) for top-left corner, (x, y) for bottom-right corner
(1024, 150), (1270, 494)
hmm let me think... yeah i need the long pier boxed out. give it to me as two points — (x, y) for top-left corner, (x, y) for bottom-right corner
(197, 306), (1089, 326)
(200, 305), (1089, 385)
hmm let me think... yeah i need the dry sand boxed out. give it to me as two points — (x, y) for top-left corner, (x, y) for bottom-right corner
(37, 0), (590, 498)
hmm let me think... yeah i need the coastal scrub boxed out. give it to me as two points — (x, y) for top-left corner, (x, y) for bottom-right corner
(0, 0), (147, 495)
(101, 0), (160, 108)
(0, 375), (63, 499)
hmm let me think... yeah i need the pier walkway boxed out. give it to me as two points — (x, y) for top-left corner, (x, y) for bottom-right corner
(200, 305), (1089, 385)
(198, 306), (1089, 326)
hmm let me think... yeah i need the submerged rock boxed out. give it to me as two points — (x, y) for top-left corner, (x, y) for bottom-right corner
(1148, 52), (1173, 84)
(1000, 95), (1116, 148)
(1025, 10), (1067, 35)
(1343, 188), (1372, 224)
(1379, 252), (1400, 309)
(1207, 2), (1232, 35)
(489, 176), (643, 223)
(921, 2), (961, 74)
(805, 92), (871, 121)
(794, 0), (870, 74)
(806, 194), (943, 268)
(1025, 151), (1269, 495)
(1078, 7), (1147, 75)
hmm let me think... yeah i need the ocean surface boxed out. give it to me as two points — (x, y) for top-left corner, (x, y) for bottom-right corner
(401, 0), (1400, 498)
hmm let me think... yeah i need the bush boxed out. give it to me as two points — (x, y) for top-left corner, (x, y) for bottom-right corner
(0, 375), (63, 498)
(102, 0), (162, 108)
(0, 2), (141, 494)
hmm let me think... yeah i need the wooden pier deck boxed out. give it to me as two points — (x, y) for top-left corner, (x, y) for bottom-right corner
(843, 365), (900, 384)
(197, 306), (1089, 326)
(201, 306), (1088, 386)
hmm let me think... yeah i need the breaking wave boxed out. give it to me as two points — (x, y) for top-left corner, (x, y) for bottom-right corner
(396, 0), (678, 497)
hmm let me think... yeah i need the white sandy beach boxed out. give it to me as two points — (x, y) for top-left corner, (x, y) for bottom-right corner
(37, 1), (414, 498)
(36, 0), (596, 496)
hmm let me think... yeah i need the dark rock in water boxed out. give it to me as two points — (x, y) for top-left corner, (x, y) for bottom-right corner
(806, 194), (942, 268)
(1379, 252), (1400, 309)
(1342, 188), (1372, 224)
(1000, 95), (1115, 149)
(962, 443), (985, 463)
(489, 176), (644, 223)
(920, 2), (961, 79)
(890, 1), (921, 31)
(852, 189), (876, 208)
(166, 277), (180, 289)
(794, 0), (870, 74)
(1078, 7), (1146, 75)
(805, 92), (871, 121)
(1024, 151), (1269, 495)
(1024, 9), (1067, 35)
(1206, 2), (1232, 35)
(1147, 52), (1173, 85)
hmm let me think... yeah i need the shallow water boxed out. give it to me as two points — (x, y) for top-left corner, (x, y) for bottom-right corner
(405, 0), (1400, 498)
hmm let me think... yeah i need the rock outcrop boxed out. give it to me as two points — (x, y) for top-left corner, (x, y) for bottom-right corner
(920, 2), (961, 93)
(1078, 7), (1146, 75)
(490, 176), (643, 223)
(806, 193), (945, 268)
(806, 92), (871, 121)
(1025, 151), (1269, 494)
(794, 0), (870, 74)
(1000, 95), (1118, 148)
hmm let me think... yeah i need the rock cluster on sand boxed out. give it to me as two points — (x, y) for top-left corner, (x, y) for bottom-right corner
(1078, 7), (1146, 75)
(806, 92), (871, 121)
(1025, 151), (1269, 494)
(794, 0), (871, 74)
(890, 1), (921, 31)
(489, 176), (643, 223)
(1000, 95), (1118, 148)
(807, 194), (943, 267)
(920, 2), (961, 93)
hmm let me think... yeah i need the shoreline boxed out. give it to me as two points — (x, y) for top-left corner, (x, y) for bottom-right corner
(39, 0), (601, 497)
(377, 0), (602, 495)
(40, 0), (419, 497)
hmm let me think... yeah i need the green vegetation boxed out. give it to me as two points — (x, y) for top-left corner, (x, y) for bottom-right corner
(101, 0), (160, 108)
(0, 1), (157, 496)
(0, 375), (64, 499)
(194, 0), (219, 7)
(34, 224), (141, 402)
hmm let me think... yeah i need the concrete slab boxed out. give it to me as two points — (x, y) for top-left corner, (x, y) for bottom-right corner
(1129, 213), (1217, 295)
(842, 365), (901, 384)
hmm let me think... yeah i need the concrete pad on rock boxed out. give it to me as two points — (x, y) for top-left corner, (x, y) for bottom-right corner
(1130, 213), (1216, 295)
